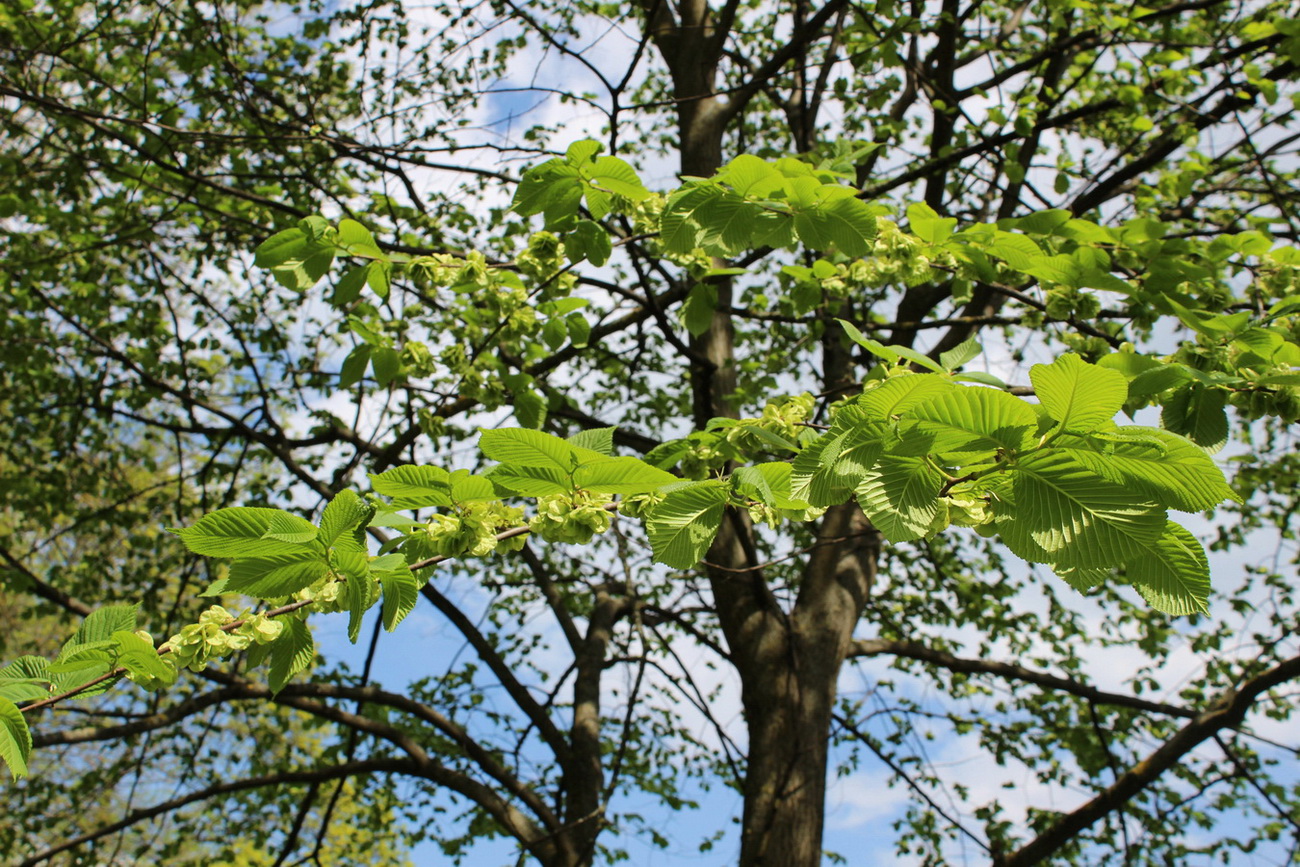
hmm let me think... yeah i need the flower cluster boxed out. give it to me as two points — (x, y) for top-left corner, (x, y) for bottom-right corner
(160, 606), (284, 673)
(530, 490), (614, 544)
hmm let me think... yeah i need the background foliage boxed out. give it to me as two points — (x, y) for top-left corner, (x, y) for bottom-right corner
(1, 0), (1299, 864)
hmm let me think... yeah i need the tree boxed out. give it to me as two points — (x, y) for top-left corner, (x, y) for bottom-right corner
(2, 0), (1299, 864)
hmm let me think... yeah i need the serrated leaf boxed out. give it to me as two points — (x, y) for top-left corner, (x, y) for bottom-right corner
(0, 697), (31, 779)
(0, 682), (48, 703)
(986, 231), (1043, 270)
(1125, 521), (1211, 615)
(344, 571), (378, 643)
(586, 156), (649, 200)
(261, 512), (319, 545)
(226, 554), (330, 598)
(793, 196), (875, 256)
(480, 428), (599, 472)
(661, 185), (724, 253)
(574, 457), (676, 494)
(1161, 384), (1228, 453)
(172, 508), (319, 558)
(319, 491), (375, 547)
(380, 571), (421, 631)
(1030, 354), (1126, 433)
(997, 451), (1166, 568)
(939, 338), (982, 372)
(1054, 564), (1111, 592)
(907, 202), (957, 245)
(486, 464), (573, 496)
(268, 619), (315, 694)
(1063, 429), (1237, 512)
(855, 455), (944, 542)
(112, 631), (177, 686)
(646, 482), (729, 569)
(856, 374), (954, 418)
(905, 385), (1037, 454)
(336, 219), (384, 258)
(791, 414), (888, 506)
(568, 427), (616, 455)
(369, 465), (452, 509)
(449, 470), (499, 503)
(73, 604), (139, 645)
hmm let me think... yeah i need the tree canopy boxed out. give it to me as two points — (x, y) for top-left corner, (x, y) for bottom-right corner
(1, 0), (1299, 864)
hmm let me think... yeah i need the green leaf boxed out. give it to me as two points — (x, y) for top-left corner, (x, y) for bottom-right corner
(226, 553), (330, 598)
(1063, 429), (1236, 512)
(683, 283), (718, 337)
(380, 571), (422, 631)
(480, 428), (597, 472)
(344, 571), (378, 643)
(1125, 521), (1211, 615)
(73, 604), (139, 645)
(336, 219), (384, 258)
(856, 374), (954, 418)
(574, 457), (676, 494)
(586, 156), (649, 200)
(486, 464), (573, 496)
(646, 482), (729, 569)
(261, 512), (319, 545)
(369, 465), (453, 509)
(1161, 384), (1229, 453)
(330, 265), (370, 306)
(1030, 353), (1127, 433)
(172, 508), (320, 558)
(340, 345), (371, 388)
(791, 413), (888, 506)
(997, 451), (1166, 568)
(371, 346), (401, 386)
(986, 231), (1043, 271)
(855, 454), (945, 542)
(905, 384), (1037, 455)
(938, 338), (982, 372)
(568, 427), (616, 455)
(449, 470), (499, 503)
(319, 490), (375, 547)
(112, 631), (178, 687)
(907, 202), (957, 244)
(793, 196), (876, 257)
(267, 619), (315, 694)
(0, 697), (31, 779)
(1053, 564), (1111, 592)
(661, 184), (725, 253)
(253, 227), (309, 267)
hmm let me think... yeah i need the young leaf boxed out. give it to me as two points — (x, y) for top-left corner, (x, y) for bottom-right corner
(854, 455), (945, 542)
(568, 427), (616, 455)
(261, 512), (319, 545)
(997, 451), (1166, 568)
(225, 554), (330, 598)
(479, 428), (594, 472)
(1161, 384), (1229, 453)
(112, 631), (178, 687)
(380, 571), (422, 631)
(267, 619), (315, 695)
(905, 384), (1037, 454)
(73, 604), (139, 645)
(0, 697), (32, 779)
(1030, 354), (1126, 433)
(449, 471), (499, 504)
(1124, 521), (1211, 615)
(486, 464), (573, 496)
(344, 571), (379, 643)
(369, 465), (453, 509)
(646, 482), (729, 569)
(319, 490), (375, 547)
(938, 338), (982, 372)
(574, 457), (677, 494)
(1063, 430), (1237, 512)
(172, 508), (319, 558)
